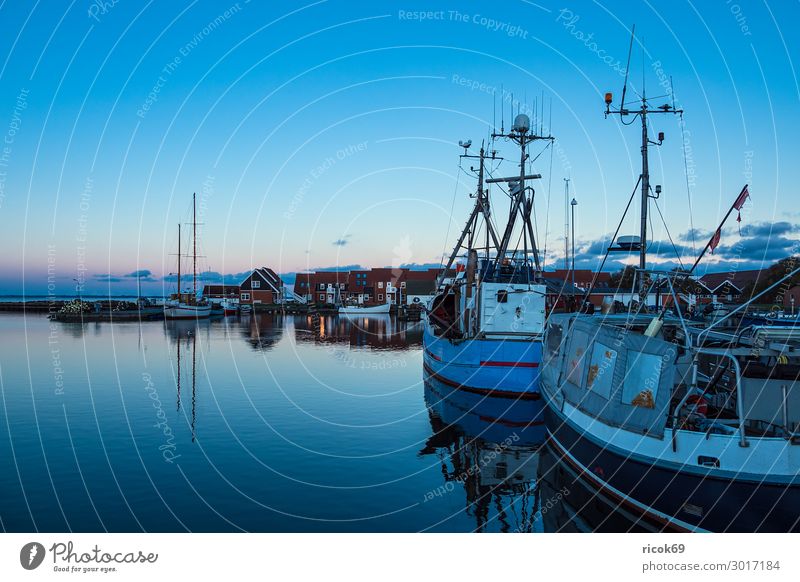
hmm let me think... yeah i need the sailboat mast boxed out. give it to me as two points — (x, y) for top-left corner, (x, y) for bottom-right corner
(193, 192), (197, 298)
(177, 223), (181, 296)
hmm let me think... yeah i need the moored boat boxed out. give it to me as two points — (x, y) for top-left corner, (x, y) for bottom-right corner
(164, 192), (211, 320)
(423, 114), (550, 405)
(338, 301), (391, 315)
(540, 66), (800, 532)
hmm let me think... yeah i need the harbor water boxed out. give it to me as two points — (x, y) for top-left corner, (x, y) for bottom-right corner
(0, 312), (566, 533)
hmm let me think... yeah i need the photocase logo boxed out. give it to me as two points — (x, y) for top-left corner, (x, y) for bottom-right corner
(20, 542), (46, 570)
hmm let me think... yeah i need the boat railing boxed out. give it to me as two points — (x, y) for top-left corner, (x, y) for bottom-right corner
(672, 348), (747, 448)
(695, 265), (800, 346)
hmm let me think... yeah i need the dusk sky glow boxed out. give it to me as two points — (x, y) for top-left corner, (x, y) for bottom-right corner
(0, 1), (798, 294)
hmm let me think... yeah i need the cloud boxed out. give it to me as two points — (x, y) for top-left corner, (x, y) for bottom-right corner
(162, 270), (249, 284)
(739, 221), (798, 238)
(678, 228), (712, 242)
(125, 269), (153, 279)
(93, 274), (122, 283)
(331, 234), (352, 247)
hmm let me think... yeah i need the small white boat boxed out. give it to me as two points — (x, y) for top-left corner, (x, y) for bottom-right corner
(338, 302), (391, 314)
(164, 301), (212, 319)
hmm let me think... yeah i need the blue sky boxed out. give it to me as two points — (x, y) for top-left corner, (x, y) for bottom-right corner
(0, 0), (798, 294)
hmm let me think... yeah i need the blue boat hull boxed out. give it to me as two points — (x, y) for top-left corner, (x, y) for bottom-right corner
(422, 323), (542, 398)
(545, 405), (800, 532)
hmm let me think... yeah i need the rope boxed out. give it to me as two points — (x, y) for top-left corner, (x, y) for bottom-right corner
(653, 196), (685, 270)
(679, 112), (696, 255)
(439, 159), (464, 267)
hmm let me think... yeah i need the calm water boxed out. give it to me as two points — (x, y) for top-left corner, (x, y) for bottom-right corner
(0, 312), (603, 533)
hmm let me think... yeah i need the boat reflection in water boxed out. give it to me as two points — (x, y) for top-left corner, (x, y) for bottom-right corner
(422, 373), (544, 532)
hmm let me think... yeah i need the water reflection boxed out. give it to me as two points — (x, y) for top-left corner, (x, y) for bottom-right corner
(422, 374), (544, 532)
(167, 322), (199, 442)
(294, 313), (422, 349)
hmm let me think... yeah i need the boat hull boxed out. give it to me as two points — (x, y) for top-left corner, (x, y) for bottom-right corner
(338, 303), (391, 314)
(164, 304), (212, 320)
(422, 321), (542, 398)
(544, 403), (800, 532)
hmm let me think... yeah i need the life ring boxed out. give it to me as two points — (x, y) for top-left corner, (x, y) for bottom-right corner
(685, 394), (708, 418)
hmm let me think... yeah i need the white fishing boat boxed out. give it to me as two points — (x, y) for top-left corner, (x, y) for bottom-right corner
(338, 301), (391, 314)
(165, 192), (211, 320)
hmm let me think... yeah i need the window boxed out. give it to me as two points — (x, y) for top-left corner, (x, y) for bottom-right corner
(378, 294), (383, 301)
(622, 352), (662, 408)
(319, 294), (325, 302)
(400, 281), (406, 288)
(497, 290), (508, 303)
(241, 293), (250, 300)
(378, 281), (383, 289)
(339, 283), (345, 289)
(318, 283), (325, 290)
(252, 280), (261, 289)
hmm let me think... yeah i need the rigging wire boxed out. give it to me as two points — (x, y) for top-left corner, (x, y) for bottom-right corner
(439, 158), (464, 267)
(542, 136), (555, 270)
(678, 112), (696, 256)
(653, 196), (685, 270)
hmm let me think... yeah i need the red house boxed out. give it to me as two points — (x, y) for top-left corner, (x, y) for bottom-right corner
(239, 267), (284, 305)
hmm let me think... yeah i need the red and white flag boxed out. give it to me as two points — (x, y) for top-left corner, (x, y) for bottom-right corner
(709, 227), (721, 254)
(734, 184), (750, 226)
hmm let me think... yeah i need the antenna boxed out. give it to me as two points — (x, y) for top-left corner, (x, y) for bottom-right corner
(540, 90), (545, 135)
(670, 75), (676, 111)
(500, 83), (504, 133)
(493, 89), (497, 133)
(620, 24), (635, 110)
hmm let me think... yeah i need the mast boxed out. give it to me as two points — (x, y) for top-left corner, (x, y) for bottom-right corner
(440, 143), (501, 284)
(603, 25), (682, 292)
(490, 113), (552, 271)
(639, 95), (650, 272)
(192, 192), (197, 299)
(177, 223), (181, 297)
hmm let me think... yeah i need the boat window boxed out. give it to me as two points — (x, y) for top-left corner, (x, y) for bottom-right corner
(586, 342), (618, 399)
(565, 330), (590, 388)
(497, 290), (508, 303)
(621, 352), (662, 408)
(544, 323), (563, 358)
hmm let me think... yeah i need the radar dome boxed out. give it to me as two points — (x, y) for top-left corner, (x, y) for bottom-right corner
(512, 113), (530, 133)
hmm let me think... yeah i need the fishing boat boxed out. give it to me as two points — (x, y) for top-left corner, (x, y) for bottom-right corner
(540, 53), (800, 532)
(422, 114), (550, 402)
(165, 193), (211, 320)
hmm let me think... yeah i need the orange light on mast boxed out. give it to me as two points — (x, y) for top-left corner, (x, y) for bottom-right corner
(604, 92), (613, 105)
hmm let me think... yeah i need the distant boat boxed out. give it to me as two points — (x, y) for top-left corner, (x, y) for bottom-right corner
(338, 302), (391, 315)
(165, 192), (211, 320)
(220, 299), (238, 316)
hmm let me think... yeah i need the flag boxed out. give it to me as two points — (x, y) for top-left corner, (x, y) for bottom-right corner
(733, 184), (750, 231)
(733, 185), (750, 210)
(709, 227), (721, 254)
